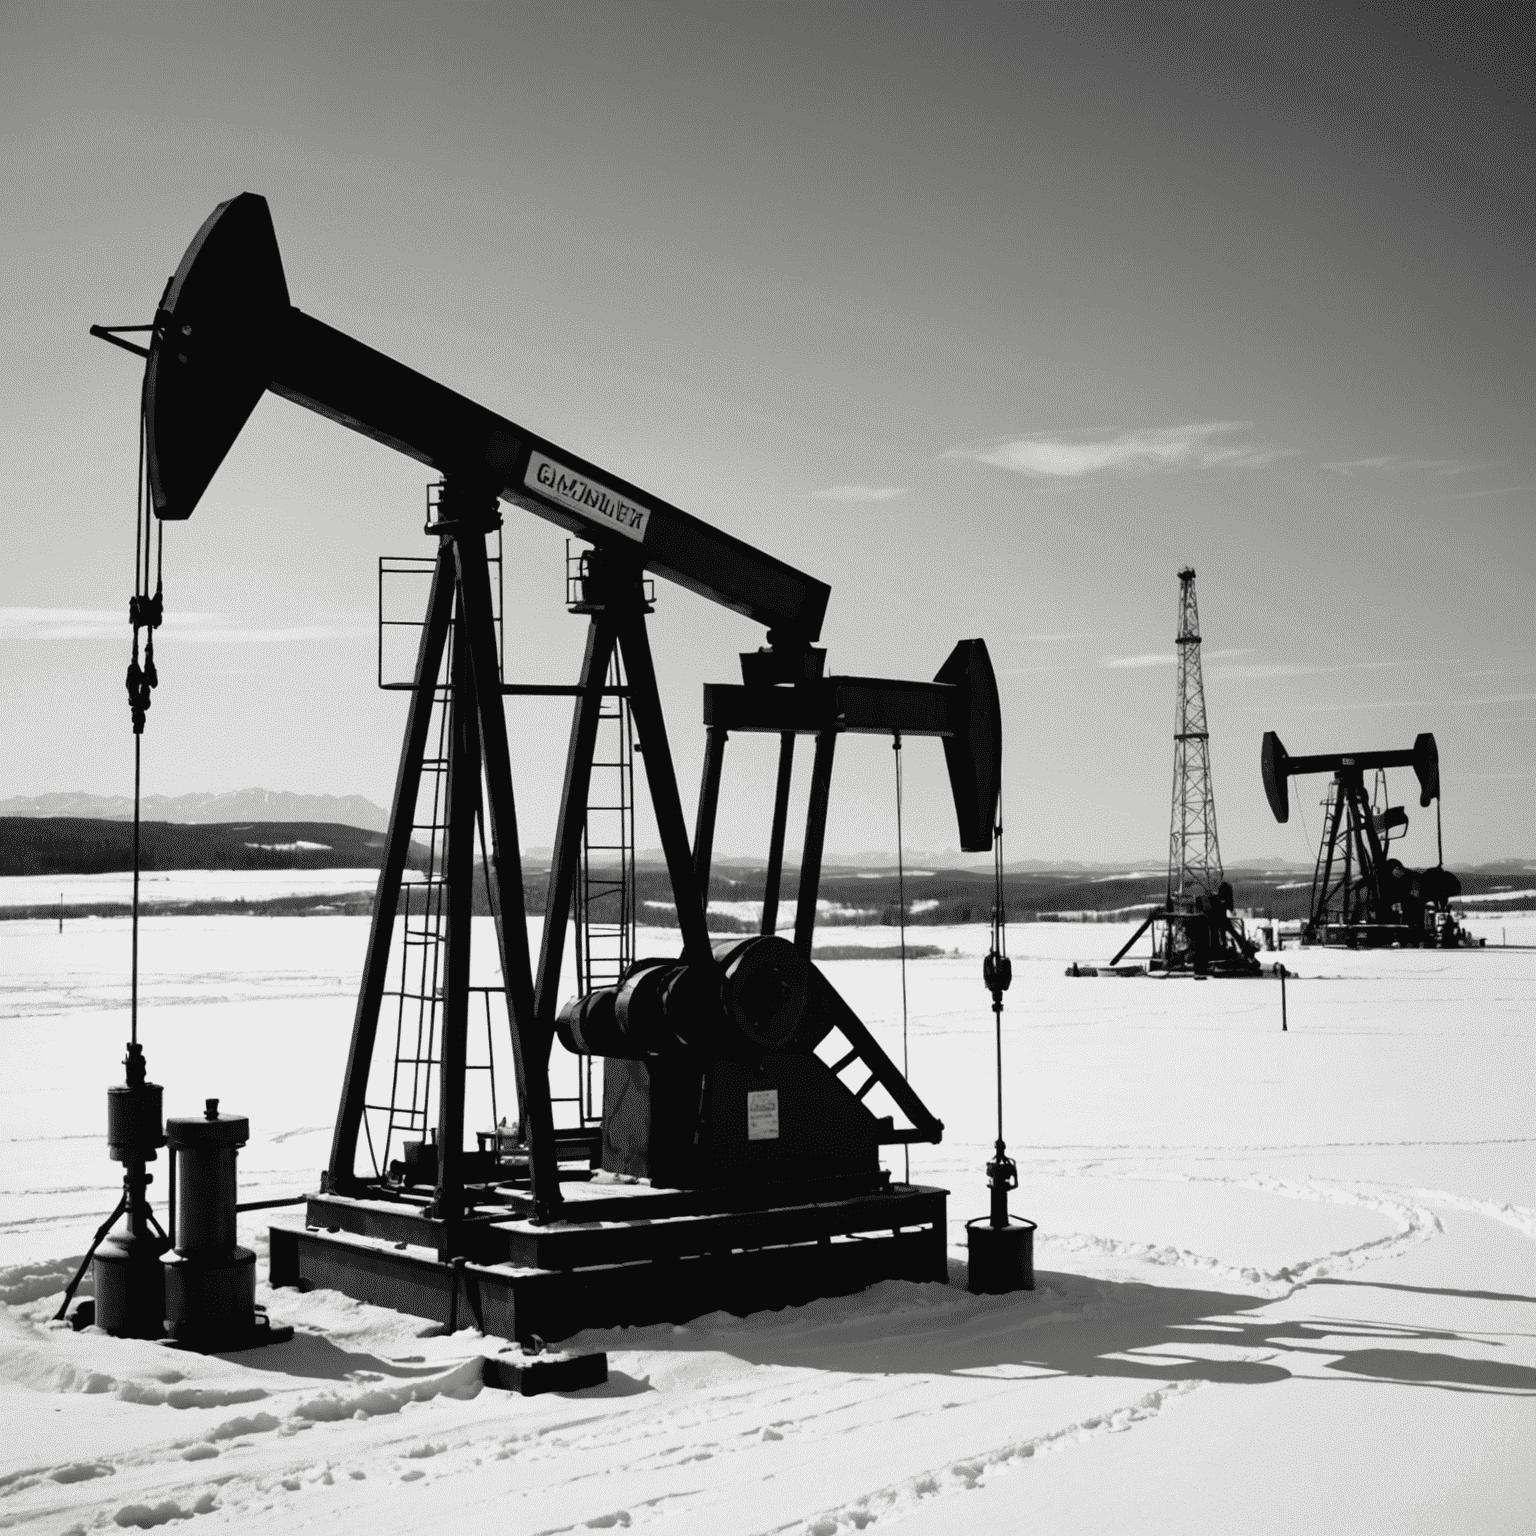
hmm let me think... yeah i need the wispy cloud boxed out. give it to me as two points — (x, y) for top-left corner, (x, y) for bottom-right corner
(0, 607), (372, 644)
(810, 485), (909, 503)
(1320, 455), (1482, 478)
(1247, 691), (1536, 713)
(0, 607), (130, 640)
(1103, 653), (1174, 669)
(1104, 646), (1251, 670)
(1210, 657), (1422, 683)
(1438, 483), (1534, 503)
(1209, 661), (1315, 680)
(946, 422), (1294, 481)
(1319, 456), (1528, 503)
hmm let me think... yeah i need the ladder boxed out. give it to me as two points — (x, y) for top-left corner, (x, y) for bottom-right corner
(364, 497), (506, 1179)
(562, 547), (639, 1126)
(1309, 777), (1348, 939)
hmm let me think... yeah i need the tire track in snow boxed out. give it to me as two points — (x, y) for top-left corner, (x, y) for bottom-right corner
(0, 1356), (489, 1531)
(1373, 1186), (1536, 1244)
(771, 1379), (1202, 1535)
(1032, 1171), (1442, 1299)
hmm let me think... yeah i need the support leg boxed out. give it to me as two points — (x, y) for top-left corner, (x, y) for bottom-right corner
(617, 610), (714, 963)
(327, 545), (454, 1191)
(1109, 910), (1156, 968)
(1353, 776), (1389, 919)
(453, 517), (564, 1220)
(793, 729), (838, 956)
(761, 732), (795, 936)
(693, 725), (728, 905)
(433, 605), (479, 1225)
(1310, 779), (1345, 935)
(535, 616), (618, 1021)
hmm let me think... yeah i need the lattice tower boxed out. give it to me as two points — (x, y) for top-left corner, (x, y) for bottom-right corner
(1167, 567), (1224, 909)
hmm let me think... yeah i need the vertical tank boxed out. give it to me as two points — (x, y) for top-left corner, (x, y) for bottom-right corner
(161, 1098), (257, 1345)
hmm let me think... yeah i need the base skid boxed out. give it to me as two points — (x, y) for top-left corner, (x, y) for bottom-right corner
(482, 1349), (608, 1396)
(160, 1313), (296, 1354)
(271, 1181), (948, 1343)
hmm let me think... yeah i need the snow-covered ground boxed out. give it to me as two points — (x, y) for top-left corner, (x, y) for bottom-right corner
(1, 911), (1532, 1533)
(0, 869), (387, 911)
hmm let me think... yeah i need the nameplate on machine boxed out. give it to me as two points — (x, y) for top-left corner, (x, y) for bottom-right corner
(746, 1089), (780, 1142)
(525, 451), (651, 543)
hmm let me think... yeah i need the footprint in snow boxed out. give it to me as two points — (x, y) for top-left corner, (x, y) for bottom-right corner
(50, 1462), (115, 1484)
(117, 1382), (268, 1410)
(112, 1491), (217, 1528)
(206, 1411), (280, 1442)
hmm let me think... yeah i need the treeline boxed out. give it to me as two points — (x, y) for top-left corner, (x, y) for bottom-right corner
(7, 818), (1521, 924)
(693, 866), (1316, 924)
(0, 818), (420, 877)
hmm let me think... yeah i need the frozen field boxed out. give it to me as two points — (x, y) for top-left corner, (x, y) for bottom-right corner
(0, 910), (1532, 1534)
(0, 869), (387, 911)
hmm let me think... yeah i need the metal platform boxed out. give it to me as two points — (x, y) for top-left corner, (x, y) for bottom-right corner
(270, 1179), (948, 1343)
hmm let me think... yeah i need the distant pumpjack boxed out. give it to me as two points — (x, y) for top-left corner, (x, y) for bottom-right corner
(1261, 730), (1471, 948)
(1107, 569), (1259, 976)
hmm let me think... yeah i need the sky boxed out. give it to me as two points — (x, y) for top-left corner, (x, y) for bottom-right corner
(1, 1), (1532, 866)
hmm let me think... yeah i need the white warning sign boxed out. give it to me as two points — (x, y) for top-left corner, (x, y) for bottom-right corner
(746, 1088), (780, 1142)
(524, 450), (651, 543)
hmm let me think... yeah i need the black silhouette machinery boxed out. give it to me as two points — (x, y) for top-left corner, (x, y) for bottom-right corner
(1262, 731), (1469, 948)
(1104, 569), (1259, 976)
(98, 193), (1003, 1341)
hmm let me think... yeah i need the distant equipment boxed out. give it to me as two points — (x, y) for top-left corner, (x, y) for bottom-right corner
(1261, 730), (1471, 948)
(1100, 569), (1260, 977)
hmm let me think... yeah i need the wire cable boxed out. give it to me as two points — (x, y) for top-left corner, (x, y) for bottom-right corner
(989, 778), (1008, 1147)
(892, 733), (909, 1183)
(128, 406), (149, 1046)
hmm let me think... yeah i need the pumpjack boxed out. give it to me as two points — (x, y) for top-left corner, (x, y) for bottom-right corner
(1262, 731), (1470, 948)
(96, 193), (1002, 1342)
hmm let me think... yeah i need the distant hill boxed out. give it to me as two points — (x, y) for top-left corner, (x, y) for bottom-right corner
(2, 819), (1527, 920)
(0, 790), (390, 831)
(0, 818), (415, 878)
(638, 858), (1535, 926)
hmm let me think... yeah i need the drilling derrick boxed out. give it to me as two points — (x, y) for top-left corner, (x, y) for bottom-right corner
(1101, 568), (1259, 977)
(1168, 567), (1222, 911)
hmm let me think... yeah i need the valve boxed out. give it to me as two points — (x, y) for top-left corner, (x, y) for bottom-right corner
(986, 1140), (1018, 1228)
(983, 948), (1012, 999)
